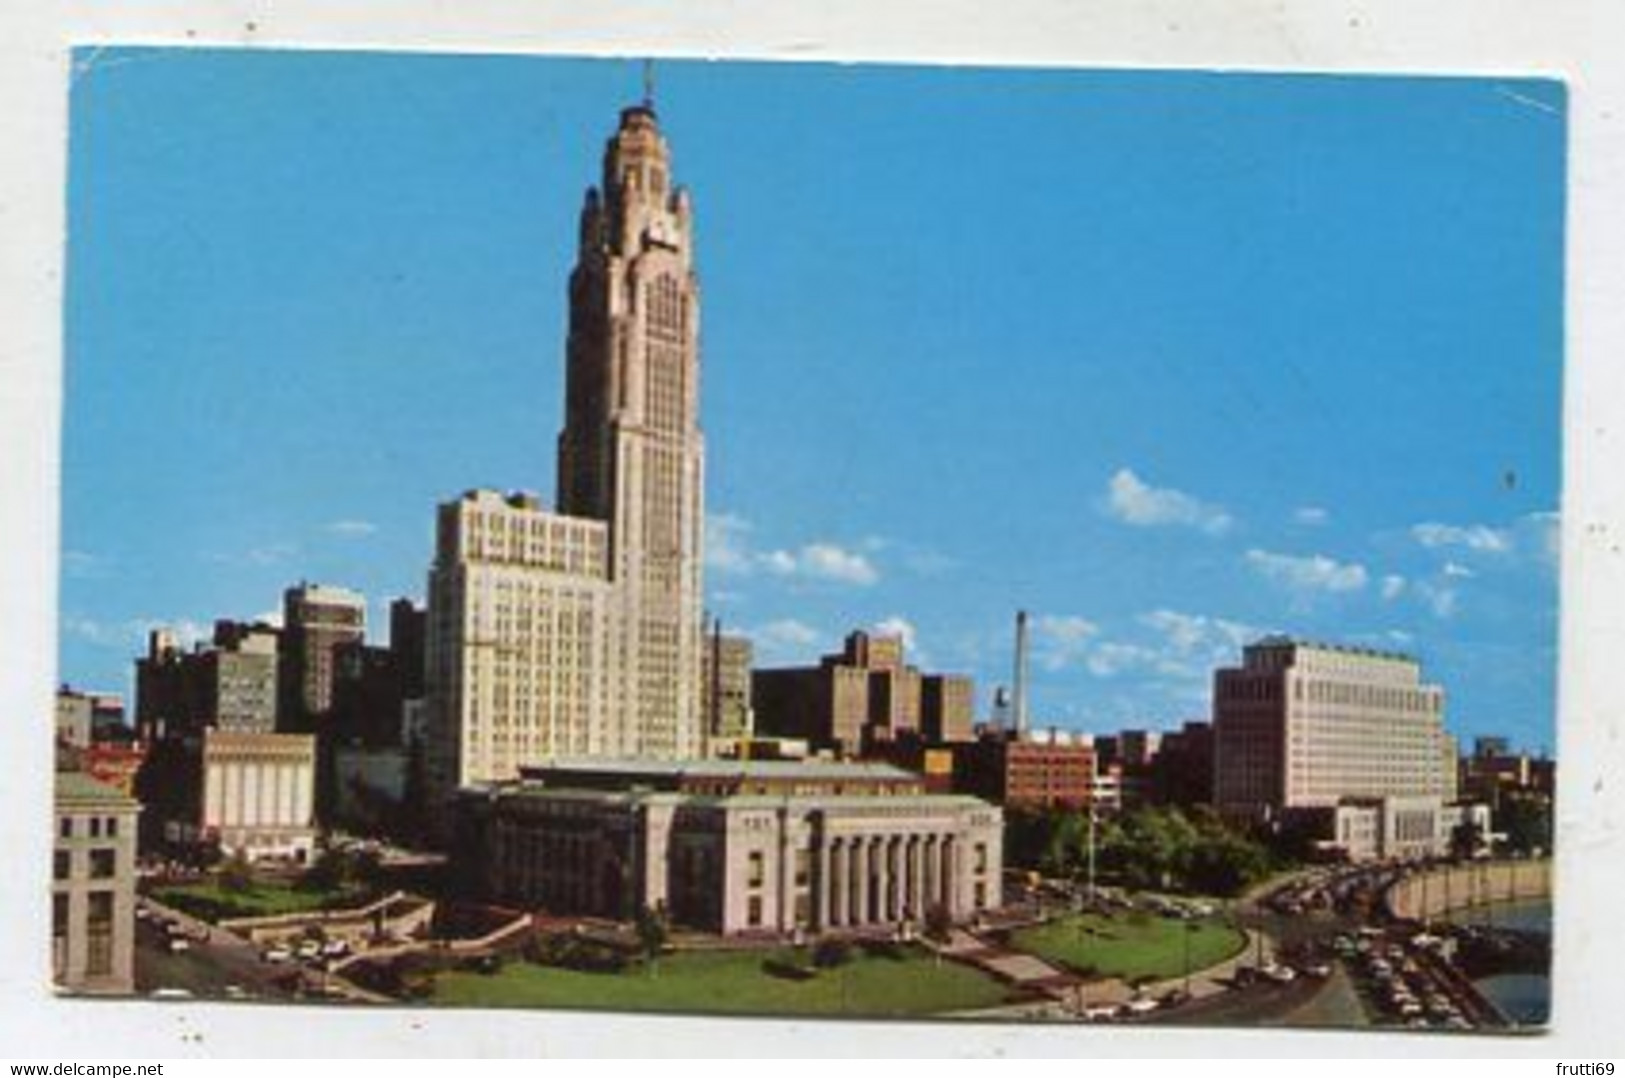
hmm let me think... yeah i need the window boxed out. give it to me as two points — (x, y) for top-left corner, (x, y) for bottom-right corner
(53, 851), (70, 880)
(90, 849), (116, 879)
(89, 817), (101, 839)
(86, 892), (114, 976)
(747, 895), (764, 927)
(747, 850), (765, 888)
(58, 817), (72, 840)
(794, 849), (810, 887)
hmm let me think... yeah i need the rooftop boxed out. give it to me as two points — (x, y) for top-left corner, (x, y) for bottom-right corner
(521, 757), (916, 783)
(54, 770), (139, 809)
(1248, 634), (1418, 664)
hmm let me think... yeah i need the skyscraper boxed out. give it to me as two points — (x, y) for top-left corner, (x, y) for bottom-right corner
(558, 101), (706, 760)
(425, 100), (707, 806)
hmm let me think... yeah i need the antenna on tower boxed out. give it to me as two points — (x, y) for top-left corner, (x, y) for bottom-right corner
(642, 58), (656, 111)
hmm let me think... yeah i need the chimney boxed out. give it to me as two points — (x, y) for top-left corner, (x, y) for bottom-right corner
(1013, 610), (1031, 739)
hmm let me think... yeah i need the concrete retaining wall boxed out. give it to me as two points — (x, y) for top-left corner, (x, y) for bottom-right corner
(1386, 860), (1551, 922)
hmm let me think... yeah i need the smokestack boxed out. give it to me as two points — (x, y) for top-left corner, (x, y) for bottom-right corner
(1013, 609), (1031, 739)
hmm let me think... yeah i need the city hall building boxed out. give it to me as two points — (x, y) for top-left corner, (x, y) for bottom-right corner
(454, 760), (1004, 935)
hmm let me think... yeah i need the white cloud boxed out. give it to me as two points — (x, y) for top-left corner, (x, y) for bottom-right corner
(1102, 468), (1232, 536)
(326, 519), (378, 538)
(1519, 510), (1560, 568)
(65, 615), (210, 652)
(1139, 609), (1256, 657)
(705, 513), (756, 574)
(1031, 614), (1101, 672)
(1411, 522), (1512, 555)
(206, 543), (298, 568)
(749, 618), (827, 664)
(787, 543), (879, 586)
(1380, 574), (1407, 601)
(705, 513), (879, 586)
(1415, 581), (1460, 619)
(1245, 548), (1368, 594)
(1442, 561), (1475, 579)
(1293, 506), (1330, 527)
(1085, 641), (1160, 678)
(872, 616), (918, 654)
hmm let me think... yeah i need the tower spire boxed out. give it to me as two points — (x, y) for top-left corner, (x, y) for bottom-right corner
(642, 58), (656, 112)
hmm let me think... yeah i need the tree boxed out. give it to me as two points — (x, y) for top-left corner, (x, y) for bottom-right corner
(1499, 795), (1553, 857)
(812, 937), (853, 969)
(217, 849), (253, 894)
(634, 902), (669, 976)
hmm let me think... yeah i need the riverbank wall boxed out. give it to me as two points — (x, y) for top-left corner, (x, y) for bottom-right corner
(1385, 859), (1552, 922)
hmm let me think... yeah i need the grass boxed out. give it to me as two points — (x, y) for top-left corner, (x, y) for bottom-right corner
(151, 878), (372, 922)
(1012, 912), (1247, 983)
(429, 943), (1012, 1016)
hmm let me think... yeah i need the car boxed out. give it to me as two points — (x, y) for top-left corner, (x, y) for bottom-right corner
(1123, 996), (1160, 1015)
(1303, 962), (1332, 978)
(1081, 1004), (1119, 1022)
(262, 947), (293, 964)
(297, 940), (323, 959)
(1262, 964), (1297, 984)
(166, 938), (190, 954)
(150, 988), (193, 999)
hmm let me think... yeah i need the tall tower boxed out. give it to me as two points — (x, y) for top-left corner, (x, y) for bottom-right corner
(557, 103), (706, 758)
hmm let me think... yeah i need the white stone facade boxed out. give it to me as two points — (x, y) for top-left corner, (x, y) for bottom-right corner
(201, 729), (317, 862)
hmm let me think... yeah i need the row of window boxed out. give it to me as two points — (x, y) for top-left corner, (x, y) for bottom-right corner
(53, 847), (118, 880)
(58, 814), (120, 840)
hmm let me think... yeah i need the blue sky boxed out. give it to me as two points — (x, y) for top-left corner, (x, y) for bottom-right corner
(61, 50), (1563, 752)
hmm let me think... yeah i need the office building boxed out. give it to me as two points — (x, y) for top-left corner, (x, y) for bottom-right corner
(53, 771), (140, 995)
(951, 728), (1096, 810)
(753, 630), (975, 757)
(454, 760), (1003, 934)
(280, 583), (367, 729)
(702, 626), (755, 744)
(425, 102), (708, 804)
(1214, 637), (1457, 859)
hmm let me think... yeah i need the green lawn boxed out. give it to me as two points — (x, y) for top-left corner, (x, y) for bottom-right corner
(151, 878), (371, 922)
(430, 944), (1012, 1016)
(1012, 912), (1246, 982)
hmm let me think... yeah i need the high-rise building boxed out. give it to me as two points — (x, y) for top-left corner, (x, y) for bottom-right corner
(424, 98), (710, 806)
(280, 583), (367, 729)
(557, 101), (706, 761)
(425, 489), (615, 801)
(1213, 637), (1455, 857)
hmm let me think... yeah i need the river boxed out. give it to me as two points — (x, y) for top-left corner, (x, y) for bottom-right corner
(1447, 898), (1551, 1025)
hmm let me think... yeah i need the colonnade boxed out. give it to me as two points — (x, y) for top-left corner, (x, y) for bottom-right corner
(815, 832), (960, 929)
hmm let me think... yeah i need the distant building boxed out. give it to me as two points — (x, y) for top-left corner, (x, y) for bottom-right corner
(454, 759), (1003, 935)
(952, 728), (1095, 811)
(1214, 637), (1458, 859)
(753, 630), (975, 757)
(136, 623), (280, 739)
(53, 771), (139, 995)
(134, 623), (316, 862)
(200, 730), (317, 863)
(280, 583), (366, 729)
(1327, 797), (1495, 862)
(1459, 739), (1555, 810)
(1150, 720), (1214, 807)
(55, 688), (124, 748)
(702, 625), (754, 744)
